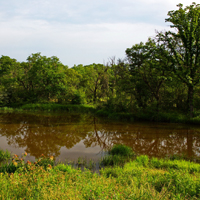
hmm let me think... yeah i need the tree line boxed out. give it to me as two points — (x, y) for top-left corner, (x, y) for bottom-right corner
(0, 3), (200, 117)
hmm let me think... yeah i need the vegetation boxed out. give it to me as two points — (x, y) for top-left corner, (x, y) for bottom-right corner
(0, 147), (200, 199)
(101, 144), (136, 167)
(0, 149), (11, 162)
(0, 2), (200, 122)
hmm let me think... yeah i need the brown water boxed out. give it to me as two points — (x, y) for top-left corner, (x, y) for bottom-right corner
(0, 111), (200, 162)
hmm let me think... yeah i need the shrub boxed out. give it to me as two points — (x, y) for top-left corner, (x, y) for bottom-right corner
(109, 144), (133, 157)
(101, 144), (135, 167)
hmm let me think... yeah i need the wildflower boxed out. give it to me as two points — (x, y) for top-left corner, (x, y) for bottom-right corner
(47, 164), (52, 170)
(27, 160), (32, 165)
(14, 154), (18, 157)
(13, 162), (18, 166)
(24, 152), (27, 156)
(50, 156), (54, 160)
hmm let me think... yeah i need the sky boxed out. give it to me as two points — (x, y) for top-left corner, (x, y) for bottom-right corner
(0, 0), (196, 67)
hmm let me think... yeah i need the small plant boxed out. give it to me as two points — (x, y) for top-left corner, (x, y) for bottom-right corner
(168, 153), (189, 161)
(0, 149), (11, 162)
(87, 159), (95, 170)
(136, 155), (149, 167)
(0, 152), (27, 173)
(101, 144), (135, 167)
(109, 144), (134, 157)
(34, 154), (55, 169)
(54, 164), (73, 173)
(0, 153), (55, 174)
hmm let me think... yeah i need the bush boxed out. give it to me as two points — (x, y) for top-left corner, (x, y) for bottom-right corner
(101, 144), (135, 167)
(109, 144), (133, 157)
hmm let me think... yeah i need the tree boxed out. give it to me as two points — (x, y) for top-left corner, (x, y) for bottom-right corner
(158, 3), (200, 117)
(0, 56), (20, 104)
(20, 53), (68, 102)
(126, 38), (171, 112)
(73, 64), (109, 103)
(107, 58), (134, 112)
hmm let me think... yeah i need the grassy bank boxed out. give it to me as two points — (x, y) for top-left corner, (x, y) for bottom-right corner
(0, 145), (200, 199)
(0, 103), (96, 113)
(1, 103), (200, 124)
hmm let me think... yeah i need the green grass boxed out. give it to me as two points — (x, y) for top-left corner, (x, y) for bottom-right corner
(0, 147), (200, 199)
(20, 103), (96, 113)
(101, 144), (136, 167)
(0, 149), (11, 162)
(2, 103), (200, 124)
(0, 103), (96, 115)
(95, 108), (200, 124)
(0, 107), (22, 112)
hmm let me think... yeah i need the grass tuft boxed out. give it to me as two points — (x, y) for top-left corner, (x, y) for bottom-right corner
(0, 149), (12, 162)
(101, 144), (136, 167)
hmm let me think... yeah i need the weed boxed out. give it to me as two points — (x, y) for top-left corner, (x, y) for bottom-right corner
(109, 144), (134, 157)
(0, 149), (11, 162)
(101, 144), (135, 167)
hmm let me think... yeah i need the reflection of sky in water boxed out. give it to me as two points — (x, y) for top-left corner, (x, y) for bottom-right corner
(0, 135), (102, 162)
(0, 112), (200, 161)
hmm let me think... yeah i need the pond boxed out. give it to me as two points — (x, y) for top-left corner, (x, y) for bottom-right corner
(0, 111), (200, 162)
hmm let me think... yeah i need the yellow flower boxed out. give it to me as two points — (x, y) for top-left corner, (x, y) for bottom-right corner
(50, 156), (54, 161)
(47, 164), (52, 170)
(13, 162), (18, 166)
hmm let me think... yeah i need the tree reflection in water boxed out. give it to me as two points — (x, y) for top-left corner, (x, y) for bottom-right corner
(0, 112), (200, 161)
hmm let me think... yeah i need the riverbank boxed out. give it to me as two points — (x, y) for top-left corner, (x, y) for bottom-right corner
(0, 146), (200, 199)
(1, 103), (200, 124)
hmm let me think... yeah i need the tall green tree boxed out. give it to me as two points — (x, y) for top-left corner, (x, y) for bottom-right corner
(73, 64), (109, 103)
(16, 53), (68, 102)
(0, 56), (20, 104)
(108, 58), (134, 112)
(126, 38), (171, 111)
(158, 3), (200, 117)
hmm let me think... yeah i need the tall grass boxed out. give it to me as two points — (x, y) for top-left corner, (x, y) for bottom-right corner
(101, 144), (136, 167)
(0, 147), (200, 199)
(0, 149), (11, 162)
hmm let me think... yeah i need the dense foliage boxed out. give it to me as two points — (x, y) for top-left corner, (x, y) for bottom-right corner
(1, 3), (200, 118)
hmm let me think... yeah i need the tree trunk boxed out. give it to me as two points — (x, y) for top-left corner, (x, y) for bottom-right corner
(93, 86), (97, 103)
(156, 98), (160, 113)
(188, 85), (194, 118)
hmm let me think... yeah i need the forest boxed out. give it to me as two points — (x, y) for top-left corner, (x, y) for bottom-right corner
(0, 3), (200, 119)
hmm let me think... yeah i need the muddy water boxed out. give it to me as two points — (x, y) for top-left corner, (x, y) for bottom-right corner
(0, 112), (200, 162)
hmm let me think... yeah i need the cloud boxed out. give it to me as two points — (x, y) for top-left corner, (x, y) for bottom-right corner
(1, 0), (195, 24)
(0, 15), (167, 66)
(0, 0), (197, 66)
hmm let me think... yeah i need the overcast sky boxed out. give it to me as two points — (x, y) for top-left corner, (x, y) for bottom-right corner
(0, 0), (196, 67)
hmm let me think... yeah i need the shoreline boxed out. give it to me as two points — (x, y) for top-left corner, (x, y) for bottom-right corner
(1, 103), (200, 125)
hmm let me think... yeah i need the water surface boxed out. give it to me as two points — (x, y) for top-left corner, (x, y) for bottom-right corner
(0, 112), (200, 162)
